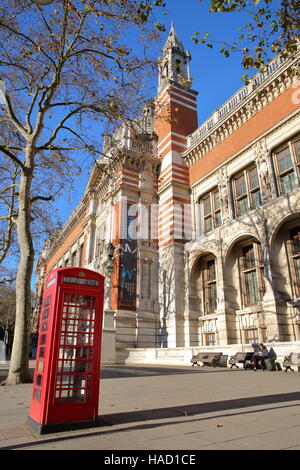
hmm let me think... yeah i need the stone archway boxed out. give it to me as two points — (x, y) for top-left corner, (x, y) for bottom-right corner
(269, 212), (300, 341)
(188, 251), (218, 347)
(223, 233), (265, 345)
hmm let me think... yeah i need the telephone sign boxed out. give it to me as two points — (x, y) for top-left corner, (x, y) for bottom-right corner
(27, 267), (104, 434)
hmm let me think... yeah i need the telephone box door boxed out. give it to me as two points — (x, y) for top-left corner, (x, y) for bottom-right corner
(53, 290), (101, 416)
(28, 268), (104, 434)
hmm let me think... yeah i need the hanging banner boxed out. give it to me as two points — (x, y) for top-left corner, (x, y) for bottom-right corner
(119, 203), (137, 307)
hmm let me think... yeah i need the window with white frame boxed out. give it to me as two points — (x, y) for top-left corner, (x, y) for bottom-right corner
(200, 188), (222, 234)
(203, 258), (217, 314)
(245, 328), (259, 344)
(239, 242), (265, 307)
(205, 332), (216, 346)
(232, 165), (262, 217)
(273, 137), (300, 195)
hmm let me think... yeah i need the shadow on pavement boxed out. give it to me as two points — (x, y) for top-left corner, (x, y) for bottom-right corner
(2, 390), (300, 450)
(0, 363), (234, 381)
(99, 391), (300, 425)
(100, 364), (233, 379)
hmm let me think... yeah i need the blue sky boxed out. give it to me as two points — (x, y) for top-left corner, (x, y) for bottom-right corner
(53, 0), (254, 222)
(161, 0), (251, 123)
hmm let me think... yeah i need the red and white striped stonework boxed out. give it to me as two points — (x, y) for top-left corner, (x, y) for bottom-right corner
(155, 84), (198, 247)
(156, 91), (197, 154)
(115, 166), (140, 189)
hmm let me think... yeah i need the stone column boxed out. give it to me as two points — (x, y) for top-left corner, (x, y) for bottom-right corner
(260, 220), (281, 342)
(158, 243), (186, 347)
(215, 237), (240, 345)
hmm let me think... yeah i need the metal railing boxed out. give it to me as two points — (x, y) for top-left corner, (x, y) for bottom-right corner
(188, 56), (287, 147)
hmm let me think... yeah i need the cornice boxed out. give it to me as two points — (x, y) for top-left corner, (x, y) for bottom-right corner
(183, 54), (300, 168)
(190, 107), (300, 190)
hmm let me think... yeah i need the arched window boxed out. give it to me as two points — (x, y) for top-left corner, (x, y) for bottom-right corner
(288, 226), (300, 297)
(203, 258), (217, 313)
(175, 59), (182, 75)
(163, 61), (168, 78)
(190, 254), (217, 317)
(239, 242), (265, 307)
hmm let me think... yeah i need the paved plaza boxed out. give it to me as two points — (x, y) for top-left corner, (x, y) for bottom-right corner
(0, 360), (300, 451)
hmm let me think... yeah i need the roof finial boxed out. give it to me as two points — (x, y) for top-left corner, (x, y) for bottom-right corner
(170, 21), (175, 36)
(164, 21), (183, 52)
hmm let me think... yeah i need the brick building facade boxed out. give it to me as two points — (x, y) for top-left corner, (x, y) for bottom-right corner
(35, 26), (300, 364)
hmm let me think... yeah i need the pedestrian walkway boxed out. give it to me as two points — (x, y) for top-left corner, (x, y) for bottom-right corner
(0, 360), (300, 450)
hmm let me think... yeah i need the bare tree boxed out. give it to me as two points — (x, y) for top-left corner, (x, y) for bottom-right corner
(0, 0), (165, 384)
(0, 160), (19, 267)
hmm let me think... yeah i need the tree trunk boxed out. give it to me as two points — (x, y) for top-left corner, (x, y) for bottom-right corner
(1, 167), (34, 385)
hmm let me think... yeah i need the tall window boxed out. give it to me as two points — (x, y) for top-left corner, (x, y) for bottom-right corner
(71, 251), (77, 267)
(201, 188), (221, 233)
(232, 165), (262, 217)
(205, 333), (216, 346)
(175, 59), (182, 75)
(245, 328), (259, 344)
(96, 223), (106, 259)
(274, 137), (300, 195)
(203, 258), (217, 313)
(79, 244), (84, 267)
(289, 226), (300, 297)
(240, 242), (265, 307)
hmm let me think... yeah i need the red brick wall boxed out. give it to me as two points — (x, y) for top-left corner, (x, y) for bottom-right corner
(189, 86), (300, 185)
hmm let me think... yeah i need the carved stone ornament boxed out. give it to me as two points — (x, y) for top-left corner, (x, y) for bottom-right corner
(253, 138), (272, 202)
(211, 131), (220, 147)
(218, 167), (229, 220)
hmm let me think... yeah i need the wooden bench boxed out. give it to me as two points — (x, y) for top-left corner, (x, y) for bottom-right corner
(282, 352), (300, 372)
(191, 352), (223, 367)
(228, 352), (254, 369)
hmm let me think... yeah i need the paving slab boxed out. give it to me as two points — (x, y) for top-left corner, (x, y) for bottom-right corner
(0, 361), (300, 451)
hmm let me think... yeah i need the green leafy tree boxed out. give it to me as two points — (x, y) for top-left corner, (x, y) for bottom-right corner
(192, 0), (300, 74)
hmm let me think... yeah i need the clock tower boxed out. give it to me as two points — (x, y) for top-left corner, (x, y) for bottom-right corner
(155, 25), (198, 347)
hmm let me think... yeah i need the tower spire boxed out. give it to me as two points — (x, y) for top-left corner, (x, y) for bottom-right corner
(163, 22), (184, 53)
(158, 23), (192, 94)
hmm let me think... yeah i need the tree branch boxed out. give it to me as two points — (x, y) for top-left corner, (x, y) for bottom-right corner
(30, 195), (53, 203)
(1, 89), (28, 138)
(0, 145), (24, 169)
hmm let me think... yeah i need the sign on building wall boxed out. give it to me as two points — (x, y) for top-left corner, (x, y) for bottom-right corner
(119, 204), (137, 308)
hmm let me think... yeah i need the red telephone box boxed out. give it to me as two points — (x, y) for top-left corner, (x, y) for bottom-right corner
(27, 267), (105, 434)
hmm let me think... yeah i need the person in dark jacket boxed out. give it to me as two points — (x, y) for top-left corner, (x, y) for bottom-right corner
(251, 343), (269, 370)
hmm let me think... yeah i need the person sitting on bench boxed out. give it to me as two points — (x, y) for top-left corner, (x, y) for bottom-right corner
(251, 343), (269, 370)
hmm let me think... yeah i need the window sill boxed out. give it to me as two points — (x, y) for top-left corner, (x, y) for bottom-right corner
(198, 312), (218, 321)
(236, 304), (263, 315)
